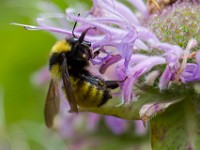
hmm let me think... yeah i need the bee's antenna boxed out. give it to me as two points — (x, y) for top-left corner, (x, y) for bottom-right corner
(78, 27), (96, 44)
(71, 27), (96, 59)
(72, 13), (80, 38)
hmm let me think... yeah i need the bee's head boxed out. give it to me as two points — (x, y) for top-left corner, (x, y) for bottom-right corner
(66, 27), (94, 61)
(49, 27), (94, 78)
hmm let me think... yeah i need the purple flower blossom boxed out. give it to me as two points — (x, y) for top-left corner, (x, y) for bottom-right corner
(14, 0), (200, 103)
(13, 1), (200, 144)
(104, 116), (128, 135)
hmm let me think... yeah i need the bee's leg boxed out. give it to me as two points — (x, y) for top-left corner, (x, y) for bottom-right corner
(81, 74), (127, 89)
(105, 77), (127, 89)
(104, 80), (119, 89)
(81, 75), (118, 89)
(85, 46), (100, 59)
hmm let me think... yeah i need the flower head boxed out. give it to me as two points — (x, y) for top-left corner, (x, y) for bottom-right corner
(13, 1), (200, 146)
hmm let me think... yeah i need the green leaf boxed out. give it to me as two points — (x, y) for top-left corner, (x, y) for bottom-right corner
(79, 87), (182, 121)
(150, 98), (200, 150)
(79, 91), (160, 120)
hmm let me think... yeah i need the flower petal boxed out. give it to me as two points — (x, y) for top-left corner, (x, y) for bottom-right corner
(134, 120), (147, 135)
(86, 113), (101, 132)
(123, 56), (166, 102)
(180, 63), (198, 83)
(99, 54), (122, 74)
(117, 27), (137, 70)
(105, 116), (127, 135)
(159, 66), (173, 89)
(139, 99), (182, 127)
(127, 0), (148, 15)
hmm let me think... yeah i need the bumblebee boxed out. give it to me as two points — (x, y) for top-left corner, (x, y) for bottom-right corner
(44, 26), (120, 128)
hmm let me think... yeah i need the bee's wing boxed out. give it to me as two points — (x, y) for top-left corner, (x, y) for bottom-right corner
(61, 58), (78, 113)
(44, 79), (60, 128)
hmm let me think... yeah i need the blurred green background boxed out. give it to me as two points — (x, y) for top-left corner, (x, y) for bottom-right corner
(0, 0), (92, 123)
(0, 0), (149, 149)
(0, 0), (76, 149)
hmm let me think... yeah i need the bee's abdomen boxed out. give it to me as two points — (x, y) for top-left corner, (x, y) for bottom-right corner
(71, 77), (111, 108)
